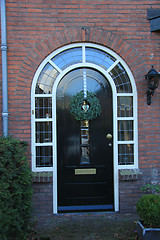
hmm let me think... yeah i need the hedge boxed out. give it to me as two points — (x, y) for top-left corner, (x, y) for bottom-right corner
(0, 136), (33, 240)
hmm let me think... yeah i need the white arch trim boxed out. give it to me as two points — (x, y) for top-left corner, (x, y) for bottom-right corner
(31, 43), (138, 214)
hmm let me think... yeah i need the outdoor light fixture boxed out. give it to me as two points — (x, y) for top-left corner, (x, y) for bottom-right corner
(145, 66), (160, 105)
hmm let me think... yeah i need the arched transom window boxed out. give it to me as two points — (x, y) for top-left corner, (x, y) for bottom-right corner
(31, 43), (138, 172)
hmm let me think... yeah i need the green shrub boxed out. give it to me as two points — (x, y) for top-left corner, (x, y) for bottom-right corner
(0, 136), (33, 240)
(136, 194), (160, 228)
(141, 183), (160, 194)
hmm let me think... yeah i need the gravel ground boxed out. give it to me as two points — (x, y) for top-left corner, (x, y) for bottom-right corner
(29, 212), (140, 240)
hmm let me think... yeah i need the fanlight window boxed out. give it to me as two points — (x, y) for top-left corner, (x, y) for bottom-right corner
(110, 63), (132, 93)
(51, 47), (82, 70)
(85, 47), (116, 70)
(31, 44), (138, 171)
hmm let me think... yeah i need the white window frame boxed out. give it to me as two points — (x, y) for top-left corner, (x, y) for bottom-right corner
(31, 43), (138, 213)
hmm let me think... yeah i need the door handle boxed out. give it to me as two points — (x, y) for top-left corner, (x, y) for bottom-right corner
(106, 133), (112, 139)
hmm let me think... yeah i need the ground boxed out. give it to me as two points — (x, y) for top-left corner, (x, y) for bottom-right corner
(29, 212), (140, 240)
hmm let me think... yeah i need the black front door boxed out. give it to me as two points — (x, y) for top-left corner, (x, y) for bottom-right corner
(57, 68), (114, 212)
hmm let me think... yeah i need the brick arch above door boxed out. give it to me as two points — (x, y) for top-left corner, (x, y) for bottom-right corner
(16, 27), (146, 96)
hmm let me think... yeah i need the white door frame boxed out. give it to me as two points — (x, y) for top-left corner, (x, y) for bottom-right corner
(52, 64), (118, 214)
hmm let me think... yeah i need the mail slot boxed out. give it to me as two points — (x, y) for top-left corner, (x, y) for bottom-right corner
(75, 168), (96, 175)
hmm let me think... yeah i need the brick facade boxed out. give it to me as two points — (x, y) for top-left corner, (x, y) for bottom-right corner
(32, 176), (53, 215)
(0, 0), (160, 214)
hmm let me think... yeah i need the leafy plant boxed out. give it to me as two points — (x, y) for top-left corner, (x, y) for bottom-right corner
(136, 194), (160, 228)
(141, 183), (160, 194)
(0, 136), (33, 240)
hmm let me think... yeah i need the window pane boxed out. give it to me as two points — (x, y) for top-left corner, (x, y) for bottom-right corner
(81, 120), (89, 127)
(35, 63), (59, 94)
(35, 97), (52, 118)
(36, 146), (53, 167)
(81, 146), (90, 164)
(81, 129), (89, 145)
(117, 96), (133, 117)
(80, 120), (90, 164)
(51, 48), (82, 70)
(86, 47), (115, 70)
(36, 122), (52, 143)
(109, 63), (132, 93)
(118, 120), (133, 141)
(118, 144), (134, 165)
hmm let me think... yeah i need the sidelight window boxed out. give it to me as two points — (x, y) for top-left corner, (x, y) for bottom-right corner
(117, 96), (133, 117)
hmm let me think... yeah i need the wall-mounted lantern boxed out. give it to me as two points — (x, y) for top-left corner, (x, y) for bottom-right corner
(145, 66), (160, 105)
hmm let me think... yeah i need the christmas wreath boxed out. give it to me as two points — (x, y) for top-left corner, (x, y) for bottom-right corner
(70, 91), (101, 121)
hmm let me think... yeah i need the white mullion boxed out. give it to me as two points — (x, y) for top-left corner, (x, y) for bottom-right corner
(35, 94), (52, 98)
(133, 88), (138, 168)
(117, 117), (134, 121)
(82, 45), (86, 63)
(117, 93), (134, 97)
(31, 91), (36, 171)
(52, 89), (57, 213)
(35, 118), (53, 122)
(35, 142), (53, 146)
(35, 167), (53, 172)
(118, 165), (136, 170)
(113, 92), (119, 212)
(52, 92), (56, 151)
(49, 60), (62, 73)
(117, 141), (134, 145)
(106, 60), (119, 74)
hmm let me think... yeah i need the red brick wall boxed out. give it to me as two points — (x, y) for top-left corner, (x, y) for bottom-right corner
(0, 0), (160, 213)
(32, 182), (53, 215)
(32, 174), (53, 214)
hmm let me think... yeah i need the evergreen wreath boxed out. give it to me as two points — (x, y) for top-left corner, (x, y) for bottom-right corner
(70, 90), (101, 121)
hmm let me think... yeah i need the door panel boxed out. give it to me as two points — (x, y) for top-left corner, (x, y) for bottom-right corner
(57, 68), (113, 212)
